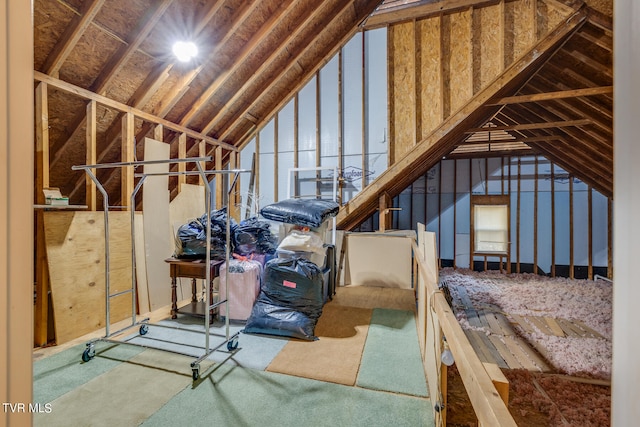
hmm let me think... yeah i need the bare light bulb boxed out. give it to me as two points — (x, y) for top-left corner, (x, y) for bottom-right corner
(441, 342), (455, 366)
(172, 41), (198, 62)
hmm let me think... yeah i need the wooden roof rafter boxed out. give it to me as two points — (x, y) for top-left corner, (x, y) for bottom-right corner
(61, 0), (236, 200)
(524, 80), (612, 134)
(487, 86), (613, 106)
(89, 0), (175, 95)
(464, 119), (592, 134)
(512, 92), (611, 149)
(34, 72), (234, 150)
(160, 1), (307, 193)
(199, 1), (348, 140)
(532, 73), (612, 121)
(48, 0), (220, 168)
(501, 103), (609, 161)
(490, 109), (613, 194)
(499, 105), (613, 193)
(42, 0), (107, 77)
(174, 0), (297, 130)
(336, 6), (588, 229)
(364, 0), (502, 29)
(48, 0), (175, 170)
(215, 0), (384, 142)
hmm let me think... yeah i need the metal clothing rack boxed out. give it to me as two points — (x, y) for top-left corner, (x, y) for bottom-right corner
(72, 156), (250, 381)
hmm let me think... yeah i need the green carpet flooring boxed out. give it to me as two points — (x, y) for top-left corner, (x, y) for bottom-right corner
(356, 308), (429, 397)
(33, 306), (433, 426)
(33, 341), (145, 405)
(142, 363), (433, 427)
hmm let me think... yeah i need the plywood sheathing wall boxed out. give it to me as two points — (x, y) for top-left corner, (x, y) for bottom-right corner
(388, 0), (570, 165)
(44, 211), (133, 345)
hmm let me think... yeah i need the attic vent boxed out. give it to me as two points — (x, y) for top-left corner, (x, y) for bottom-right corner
(449, 122), (530, 156)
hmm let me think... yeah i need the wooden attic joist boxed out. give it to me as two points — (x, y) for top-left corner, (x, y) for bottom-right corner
(336, 6), (588, 230)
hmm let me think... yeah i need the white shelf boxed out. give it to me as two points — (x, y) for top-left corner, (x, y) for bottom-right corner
(33, 204), (88, 210)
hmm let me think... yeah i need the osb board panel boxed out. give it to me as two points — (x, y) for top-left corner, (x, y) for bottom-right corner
(44, 211), (133, 344)
(472, 5), (504, 94)
(503, 0), (536, 66)
(417, 17), (442, 140)
(543, 1), (573, 36)
(585, 0), (612, 17)
(391, 21), (416, 163)
(345, 233), (414, 289)
(511, 0), (538, 62)
(33, 0), (74, 70)
(448, 9), (473, 114)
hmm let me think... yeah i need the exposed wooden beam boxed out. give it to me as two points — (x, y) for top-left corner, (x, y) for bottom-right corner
(201, 2), (328, 139)
(446, 147), (535, 159)
(121, 112), (135, 209)
(35, 82), (50, 199)
(487, 86), (612, 106)
(460, 135), (562, 144)
(176, 0), (265, 126)
(34, 82), (50, 348)
(565, 49), (613, 79)
(516, 137), (613, 196)
(533, 72), (612, 121)
(178, 133), (187, 191)
(127, 0), (224, 109)
(576, 27), (612, 52)
(86, 100), (97, 210)
(464, 119), (591, 133)
(525, 81), (613, 135)
(34, 71), (235, 150)
(89, 0), (173, 95)
(221, 0), (383, 146)
(42, 0), (106, 77)
(364, 0), (500, 29)
(336, 6), (587, 230)
(501, 106), (612, 165)
(511, 98), (612, 154)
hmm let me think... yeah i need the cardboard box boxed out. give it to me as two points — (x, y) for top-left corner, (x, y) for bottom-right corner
(43, 188), (69, 206)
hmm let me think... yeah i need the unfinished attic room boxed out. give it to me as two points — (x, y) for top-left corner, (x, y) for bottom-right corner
(9, 0), (633, 425)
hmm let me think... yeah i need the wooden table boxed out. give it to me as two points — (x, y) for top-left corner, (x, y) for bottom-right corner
(164, 257), (224, 320)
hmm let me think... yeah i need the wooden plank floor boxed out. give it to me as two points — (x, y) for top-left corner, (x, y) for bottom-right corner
(447, 277), (607, 374)
(448, 282), (553, 372)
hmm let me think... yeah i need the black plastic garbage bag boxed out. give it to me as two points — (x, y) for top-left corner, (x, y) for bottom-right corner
(259, 198), (339, 228)
(174, 207), (237, 259)
(243, 257), (324, 340)
(242, 301), (318, 341)
(198, 206), (238, 237)
(233, 217), (277, 255)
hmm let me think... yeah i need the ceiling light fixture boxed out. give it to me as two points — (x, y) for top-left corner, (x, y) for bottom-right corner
(172, 41), (198, 62)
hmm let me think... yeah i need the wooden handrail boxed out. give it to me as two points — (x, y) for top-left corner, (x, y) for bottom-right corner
(412, 240), (517, 427)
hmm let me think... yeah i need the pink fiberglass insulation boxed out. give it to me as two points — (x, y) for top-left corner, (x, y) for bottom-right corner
(441, 268), (612, 379)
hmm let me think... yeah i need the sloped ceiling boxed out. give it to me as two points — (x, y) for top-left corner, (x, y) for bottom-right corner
(34, 0), (382, 204)
(376, 0), (613, 190)
(336, 0), (612, 229)
(34, 0), (613, 227)
(449, 11), (612, 195)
